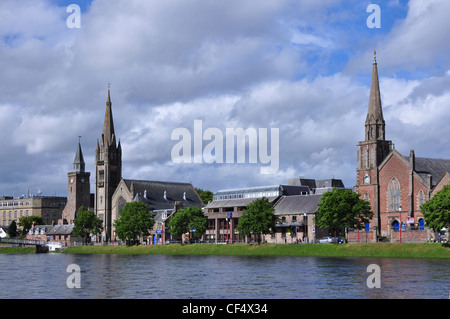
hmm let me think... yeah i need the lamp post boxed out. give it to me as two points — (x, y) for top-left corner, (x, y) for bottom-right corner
(399, 205), (402, 243)
(303, 212), (307, 244)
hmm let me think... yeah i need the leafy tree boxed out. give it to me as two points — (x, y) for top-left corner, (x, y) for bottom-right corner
(18, 216), (44, 236)
(7, 220), (18, 238)
(421, 185), (450, 233)
(195, 188), (214, 204)
(236, 197), (278, 244)
(113, 201), (154, 245)
(168, 206), (207, 242)
(314, 188), (373, 237)
(73, 206), (103, 244)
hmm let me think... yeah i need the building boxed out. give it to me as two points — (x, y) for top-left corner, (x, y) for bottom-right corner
(60, 137), (92, 224)
(111, 179), (204, 244)
(95, 89), (122, 242)
(354, 53), (450, 243)
(0, 195), (66, 228)
(203, 179), (345, 243)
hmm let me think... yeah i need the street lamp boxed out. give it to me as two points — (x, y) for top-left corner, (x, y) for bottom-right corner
(399, 205), (402, 243)
(303, 212), (307, 244)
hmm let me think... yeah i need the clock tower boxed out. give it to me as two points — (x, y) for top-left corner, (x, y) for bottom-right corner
(61, 137), (91, 224)
(356, 52), (392, 235)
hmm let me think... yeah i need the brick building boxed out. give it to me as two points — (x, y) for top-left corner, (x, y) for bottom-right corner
(353, 53), (450, 243)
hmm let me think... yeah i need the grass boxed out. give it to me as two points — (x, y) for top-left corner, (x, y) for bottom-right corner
(61, 242), (450, 259)
(0, 246), (35, 253)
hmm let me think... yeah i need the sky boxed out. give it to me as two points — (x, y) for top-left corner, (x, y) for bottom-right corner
(1, 0), (449, 197)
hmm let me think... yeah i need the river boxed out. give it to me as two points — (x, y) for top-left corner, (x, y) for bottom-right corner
(0, 253), (448, 299)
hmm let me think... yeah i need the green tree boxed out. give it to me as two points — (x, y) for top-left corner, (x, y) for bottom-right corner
(236, 197), (278, 244)
(73, 206), (103, 244)
(195, 188), (214, 204)
(113, 201), (155, 245)
(314, 188), (373, 237)
(421, 184), (450, 233)
(7, 220), (18, 238)
(18, 216), (44, 236)
(168, 206), (207, 242)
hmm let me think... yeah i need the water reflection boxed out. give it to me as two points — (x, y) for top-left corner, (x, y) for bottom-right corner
(0, 254), (448, 299)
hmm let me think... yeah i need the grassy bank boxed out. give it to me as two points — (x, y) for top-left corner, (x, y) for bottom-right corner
(0, 246), (35, 253)
(62, 243), (450, 259)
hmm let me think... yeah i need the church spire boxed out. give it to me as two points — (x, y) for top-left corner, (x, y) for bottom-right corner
(365, 50), (385, 141)
(102, 87), (116, 147)
(73, 136), (85, 173)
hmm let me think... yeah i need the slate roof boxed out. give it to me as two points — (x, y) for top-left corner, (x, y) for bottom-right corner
(406, 156), (450, 187)
(47, 224), (74, 235)
(124, 179), (204, 211)
(274, 194), (322, 215)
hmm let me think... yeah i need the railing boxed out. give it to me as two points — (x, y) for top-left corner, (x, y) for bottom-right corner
(0, 238), (45, 246)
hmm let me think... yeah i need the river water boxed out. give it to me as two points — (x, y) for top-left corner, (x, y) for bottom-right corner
(0, 253), (448, 299)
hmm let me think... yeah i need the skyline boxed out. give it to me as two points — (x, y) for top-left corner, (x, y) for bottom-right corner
(1, 0), (449, 197)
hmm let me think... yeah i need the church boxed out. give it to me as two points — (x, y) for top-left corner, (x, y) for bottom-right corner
(353, 52), (450, 243)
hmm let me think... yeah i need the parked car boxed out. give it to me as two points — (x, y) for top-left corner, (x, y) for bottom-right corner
(184, 238), (203, 244)
(318, 236), (333, 243)
(165, 239), (181, 244)
(331, 237), (344, 244)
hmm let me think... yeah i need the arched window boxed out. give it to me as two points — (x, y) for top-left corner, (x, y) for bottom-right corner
(388, 178), (401, 211)
(117, 197), (127, 218)
(418, 190), (424, 206)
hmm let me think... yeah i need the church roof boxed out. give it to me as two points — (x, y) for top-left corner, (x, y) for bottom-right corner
(124, 179), (204, 211)
(409, 156), (450, 187)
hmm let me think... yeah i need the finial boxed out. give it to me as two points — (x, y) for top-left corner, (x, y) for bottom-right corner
(108, 82), (111, 90)
(78, 136), (81, 143)
(373, 50), (377, 64)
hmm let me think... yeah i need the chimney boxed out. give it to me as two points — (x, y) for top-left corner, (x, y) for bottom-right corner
(409, 150), (415, 170)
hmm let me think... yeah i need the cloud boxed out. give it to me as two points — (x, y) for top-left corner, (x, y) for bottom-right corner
(0, 0), (449, 197)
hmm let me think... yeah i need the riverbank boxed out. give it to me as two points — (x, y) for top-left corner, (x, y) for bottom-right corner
(58, 242), (450, 258)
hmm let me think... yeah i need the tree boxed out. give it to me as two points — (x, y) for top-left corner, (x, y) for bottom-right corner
(195, 188), (214, 204)
(236, 197), (278, 244)
(18, 216), (44, 236)
(314, 188), (373, 237)
(113, 201), (155, 245)
(421, 185), (450, 233)
(73, 206), (103, 244)
(168, 206), (207, 242)
(7, 220), (18, 238)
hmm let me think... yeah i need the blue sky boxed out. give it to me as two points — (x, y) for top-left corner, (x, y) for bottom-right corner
(1, 0), (449, 197)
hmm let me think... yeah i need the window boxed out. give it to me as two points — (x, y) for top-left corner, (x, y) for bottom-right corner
(388, 178), (401, 211)
(418, 190), (424, 206)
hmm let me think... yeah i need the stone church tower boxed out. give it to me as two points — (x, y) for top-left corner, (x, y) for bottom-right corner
(95, 89), (122, 242)
(61, 137), (91, 224)
(356, 52), (392, 235)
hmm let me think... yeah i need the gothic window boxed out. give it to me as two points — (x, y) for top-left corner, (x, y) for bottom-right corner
(388, 177), (401, 211)
(364, 192), (370, 201)
(118, 197), (127, 217)
(418, 190), (424, 206)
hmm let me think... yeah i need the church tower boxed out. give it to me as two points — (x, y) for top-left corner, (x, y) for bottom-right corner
(95, 89), (122, 242)
(356, 52), (392, 235)
(61, 137), (91, 224)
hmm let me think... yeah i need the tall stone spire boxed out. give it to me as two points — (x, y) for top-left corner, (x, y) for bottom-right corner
(73, 136), (85, 173)
(365, 50), (385, 141)
(102, 88), (116, 147)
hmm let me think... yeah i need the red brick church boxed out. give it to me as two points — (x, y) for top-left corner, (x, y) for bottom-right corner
(352, 52), (450, 243)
